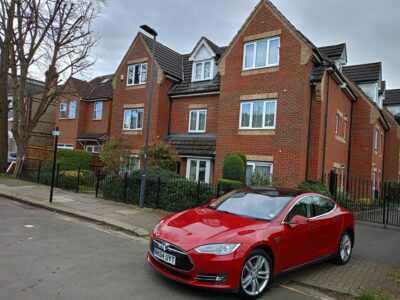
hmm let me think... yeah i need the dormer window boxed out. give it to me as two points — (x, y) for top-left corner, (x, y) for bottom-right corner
(193, 60), (213, 82)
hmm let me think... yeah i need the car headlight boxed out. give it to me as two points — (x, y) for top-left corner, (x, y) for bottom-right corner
(194, 244), (241, 256)
(153, 222), (161, 234)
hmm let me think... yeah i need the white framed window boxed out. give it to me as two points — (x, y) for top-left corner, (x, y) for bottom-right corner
(57, 144), (74, 150)
(192, 60), (213, 81)
(127, 63), (147, 86)
(246, 161), (273, 186)
(59, 103), (67, 119)
(240, 100), (277, 130)
(374, 128), (379, 151)
(186, 159), (211, 183)
(123, 108), (144, 130)
(86, 145), (102, 153)
(93, 102), (103, 120)
(343, 121), (347, 139)
(243, 37), (280, 70)
(335, 113), (339, 135)
(68, 101), (76, 119)
(120, 155), (141, 175)
(188, 109), (207, 133)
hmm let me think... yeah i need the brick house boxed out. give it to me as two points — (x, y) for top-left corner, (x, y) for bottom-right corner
(55, 74), (113, 153)
(108, 0), (399, 187)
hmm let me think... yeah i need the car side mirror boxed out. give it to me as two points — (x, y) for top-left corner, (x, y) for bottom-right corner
(209, 198), (217, 205)
(285, 215), (309, 226)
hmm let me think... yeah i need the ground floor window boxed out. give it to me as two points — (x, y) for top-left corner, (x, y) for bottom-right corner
(57, 144), (74, 150)
(186, 158), (211, 183)
(246, 161), (273, 186)
(120, 155), (141, 175)
(86, 145), (102, 153)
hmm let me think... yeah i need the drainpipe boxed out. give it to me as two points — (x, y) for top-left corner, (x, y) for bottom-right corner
(321, 72), (331, 180)
(167, 95), (172, 136)
(306, 83), (316, 181)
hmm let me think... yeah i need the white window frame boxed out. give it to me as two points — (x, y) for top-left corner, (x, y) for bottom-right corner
(127, 63), (147, 86)
(86, 145), (102, 153)
(186, 158), (211, 183)
(335, 113), (339, 135)
(192, 59), (213, 82)
(68, 101), (77, 119)
(239, 100), (277, 130)
(243, 37), (280, 70)
(188, 109), (207, 133)
(123, 108), (144, 131)
(374, 128), (379, 151)
(93, 101), (103, 120)
(246, 161), (273, 184)
(343, 120), (347, 139)
(59, 102), (67, 119)
(57, 144), (74, 150)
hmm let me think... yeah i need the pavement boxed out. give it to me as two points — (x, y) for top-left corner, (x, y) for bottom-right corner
(1, 176), (400, 299)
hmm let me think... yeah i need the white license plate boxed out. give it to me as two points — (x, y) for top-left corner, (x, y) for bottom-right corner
(153, 248), (176, 266)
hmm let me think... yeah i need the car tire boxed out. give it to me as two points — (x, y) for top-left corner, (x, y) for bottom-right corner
(239, 249), (272, 299)
(334, 231), (353, 265)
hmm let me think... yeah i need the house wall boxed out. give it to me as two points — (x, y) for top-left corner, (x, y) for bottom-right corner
(170, 95), (219, 134)
(383, 109), (400, 182)
(29, 96), (57, 148)
(215, 2), (315, 187)
(79, 100), (112, 136)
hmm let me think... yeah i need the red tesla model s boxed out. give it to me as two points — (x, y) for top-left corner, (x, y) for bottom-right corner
(147, 187), (355, 299)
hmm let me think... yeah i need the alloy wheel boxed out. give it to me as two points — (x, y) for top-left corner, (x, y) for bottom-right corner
(241, 254), (270, 296)
(340, 233), (352, 262)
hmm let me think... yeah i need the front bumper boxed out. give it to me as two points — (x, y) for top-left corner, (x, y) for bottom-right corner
(147, 240), (245, 290)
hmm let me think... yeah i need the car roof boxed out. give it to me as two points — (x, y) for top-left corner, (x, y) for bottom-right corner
(236, 186), (307, 198)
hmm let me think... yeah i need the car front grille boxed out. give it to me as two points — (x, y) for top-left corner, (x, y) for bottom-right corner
(151, 239), (194, 272)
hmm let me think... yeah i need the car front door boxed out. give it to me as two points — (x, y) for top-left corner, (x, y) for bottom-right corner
(279, 196), (319, 270)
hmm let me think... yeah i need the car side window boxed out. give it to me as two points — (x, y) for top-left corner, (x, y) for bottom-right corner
(285, 197), (313, 222)
(312, 196), (335, 217)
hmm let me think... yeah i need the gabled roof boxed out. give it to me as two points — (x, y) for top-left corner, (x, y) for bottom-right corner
(141, 33), (183, 80)
(342, 63), (382, 84)
(318, 43), (346, 61)
(7, 75), (45, 97)
(384, 89), (400, 106)
(68, 74), (113, 101)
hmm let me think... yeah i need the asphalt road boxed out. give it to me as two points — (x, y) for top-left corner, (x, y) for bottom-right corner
(0, 198), (318, 300)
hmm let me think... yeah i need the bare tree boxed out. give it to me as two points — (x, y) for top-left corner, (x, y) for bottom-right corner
(0, 0), (102, 176)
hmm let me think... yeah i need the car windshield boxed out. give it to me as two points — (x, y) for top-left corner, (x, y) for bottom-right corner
(209, 190), (294, 221)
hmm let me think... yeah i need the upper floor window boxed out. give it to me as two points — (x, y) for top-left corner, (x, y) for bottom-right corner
(335, 113), (339, 135)
(243, 37), (280, 70)
(127, 63), (147, 86)
(240, 100), (277, 130)
(93, 102), (103, 120)
(343, 121), (347, 140)
(59, 103), (67, 119)
(68, 101), (76, 119)
(374, 128), (379, 151)
(123, 108), (144, 130)
(193, 60), (212, 81)
(189, 109), (207, 133)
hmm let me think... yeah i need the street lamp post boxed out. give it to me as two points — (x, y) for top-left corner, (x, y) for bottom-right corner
(139, 25), (158, 208)
(50, 127), (60, 203)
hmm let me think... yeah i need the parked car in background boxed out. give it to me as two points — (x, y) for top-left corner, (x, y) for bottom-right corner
(148, 187), (355, 299)
(7, 152), (17, 165)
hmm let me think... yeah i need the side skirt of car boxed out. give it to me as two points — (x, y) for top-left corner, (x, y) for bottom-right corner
(274, 254), (336, 277)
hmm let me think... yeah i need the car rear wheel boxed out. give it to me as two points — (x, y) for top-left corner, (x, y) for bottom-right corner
(335, 231), (352, 265)
(239, 249), (272, 299)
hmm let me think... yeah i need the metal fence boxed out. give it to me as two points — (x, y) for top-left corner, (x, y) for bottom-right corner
(324, 171), (400, 227)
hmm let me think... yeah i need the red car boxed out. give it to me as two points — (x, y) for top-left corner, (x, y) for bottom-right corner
(147, 187), (355, 299)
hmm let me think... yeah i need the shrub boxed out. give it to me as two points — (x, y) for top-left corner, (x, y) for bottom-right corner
(56, 149), (92, 170)
(231, 152), (247, 170)
(223, 153), (245, 182)
(218, 179), (244, 189)
(140, 138), (180, 171)
(100, 135), (132, 173)
(298, 181), (331, 197)
(131, 166), (183, 180)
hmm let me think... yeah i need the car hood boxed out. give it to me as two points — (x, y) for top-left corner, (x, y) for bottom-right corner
(155, 207), (269, 251)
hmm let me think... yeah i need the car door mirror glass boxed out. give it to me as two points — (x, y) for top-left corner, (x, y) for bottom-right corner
(289, 215), (309, 225)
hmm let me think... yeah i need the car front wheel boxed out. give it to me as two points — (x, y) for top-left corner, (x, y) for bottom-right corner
(239, 249), (272, 299)
(335, 231), (352, 265)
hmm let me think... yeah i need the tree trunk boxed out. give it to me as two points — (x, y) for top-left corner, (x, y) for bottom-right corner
(0, 76), (8, 173)
(12, 133), (29, 178)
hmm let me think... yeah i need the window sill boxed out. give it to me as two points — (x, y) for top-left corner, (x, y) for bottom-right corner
(126, 84), (146, 90)
(93, 119), (103, 121)
(335, 135), (346, 144)
(123, 130), (142, 135)
(242, 66), (279, 76)
(188, 131), (206, 134)
(238, 129), (275, 136)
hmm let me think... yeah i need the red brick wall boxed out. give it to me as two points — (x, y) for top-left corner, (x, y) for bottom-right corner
(110, 34), (172, 151)
(170, 95), (219, 134)
(383, 109), (400, 182)
(215, 3), (314, 187)
(79, 100), (112, 135)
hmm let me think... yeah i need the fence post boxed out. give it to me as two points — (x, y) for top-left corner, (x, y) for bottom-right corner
(123, 172), (128, 203)
(56, 164), (60, 187)
(329, 170), (338, 199)
(76, 167), (81, 193)
(156, 176), (161, 209)
(37, 160), (42, 183)
(196, 180), (201, 207)
(95, 170), (101, 198)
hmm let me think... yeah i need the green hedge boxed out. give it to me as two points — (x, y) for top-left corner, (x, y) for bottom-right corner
(223, 153), (245, 182)
(218, 179), (244, 189)
(53, 149), (92, 170)
(298, 181), (331, 197)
